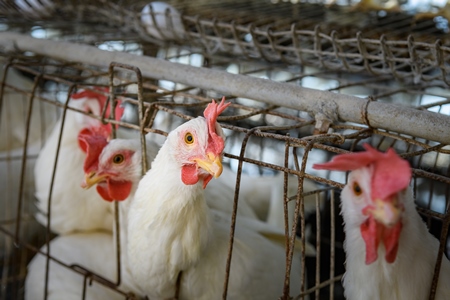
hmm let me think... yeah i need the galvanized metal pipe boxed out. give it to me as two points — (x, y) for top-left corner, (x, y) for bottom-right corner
(1, 31), (449, 144)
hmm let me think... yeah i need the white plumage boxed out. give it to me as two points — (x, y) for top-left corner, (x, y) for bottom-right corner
(25, 232), (123, 300)
(342, 187), (450, 300)
(84, 134), (262, 220)
(34, 89), (121, 234)
(84, 135), (315, 256)
(313, 144), (450, 300)
(94, 132), (320, 226)
(127, 100), (303, 299)
(82, 136), (159, 298)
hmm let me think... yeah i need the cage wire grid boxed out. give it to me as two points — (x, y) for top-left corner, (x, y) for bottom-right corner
(0, 1), (449, 299)
(2, 0), (450, 85)
(0, 34), (449, 300)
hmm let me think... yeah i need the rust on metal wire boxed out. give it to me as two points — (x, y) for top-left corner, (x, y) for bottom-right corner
(0, 24), (449, 299)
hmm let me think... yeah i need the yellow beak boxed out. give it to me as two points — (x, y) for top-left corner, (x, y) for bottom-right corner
(371, 197), (402, 227)
(81, 171), (108, 189)
(193, 153), (223, 178)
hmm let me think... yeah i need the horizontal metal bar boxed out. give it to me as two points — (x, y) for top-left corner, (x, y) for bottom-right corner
(1, 31), (450, 144)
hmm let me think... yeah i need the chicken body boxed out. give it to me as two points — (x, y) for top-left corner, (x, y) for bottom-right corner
(85, 135), (261, 220)
(82, 136), (158, 298)
(34, 91), (119, 234)
(25, 232), (122, 300)
(127, 100), (303, 299)
(314, 145), (450, 300)
(95, 128), (320, 228)
(84, 136), (315, 257)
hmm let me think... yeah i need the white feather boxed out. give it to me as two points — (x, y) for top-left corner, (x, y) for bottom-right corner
(34, 97), (113, 234)
(101, 136), (314, 254)
(25, 232), (123, 300)
(341, 167), (450, 300)
(142, 133), (321, 225)
(127, 117), (304, 299)
(97, 137), (158, 298)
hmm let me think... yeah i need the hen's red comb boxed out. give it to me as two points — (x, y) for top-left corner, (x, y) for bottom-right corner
(71, 87), (109, 101)
(203, 97), (231, 156)
(71, 87), (125, 132)
(78, 127), (109, 173)
(313, 144), (411, 201)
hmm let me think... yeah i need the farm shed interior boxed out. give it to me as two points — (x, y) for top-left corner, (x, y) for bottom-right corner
(0, 0), (450, 299)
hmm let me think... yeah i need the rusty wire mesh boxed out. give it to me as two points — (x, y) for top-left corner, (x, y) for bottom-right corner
(1, 0), (450, 86)
(0, 1), (450, 299)
(0, 34), (449, 299)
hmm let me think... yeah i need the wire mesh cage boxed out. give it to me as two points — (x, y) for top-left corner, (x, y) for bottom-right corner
(1, 1), (450, 300)
(2, 0), (450, 84)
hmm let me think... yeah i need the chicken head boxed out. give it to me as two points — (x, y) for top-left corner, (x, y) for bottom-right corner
(80, 136), (141, 201)
(71, 87), (124, 134)
(313, 144), (411, 264)
(176, 97), (230, 189)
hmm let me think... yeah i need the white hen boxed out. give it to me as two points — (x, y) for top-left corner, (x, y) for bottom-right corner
(80, 132), (314, 296)
(313, 144), (450, 300)
(82, 134), (258, 220)
(25, 231), (125, 300)
(82, 134), (315, 255)
(80, 134), (159, 298)
(34, 88), (124, 234)
(127, 98), (304, 299)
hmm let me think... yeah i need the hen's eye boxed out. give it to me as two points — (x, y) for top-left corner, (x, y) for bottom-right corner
(185, 132), (194, 144)
(353, 182), (363, 196)
(112, 154), (124, 164)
